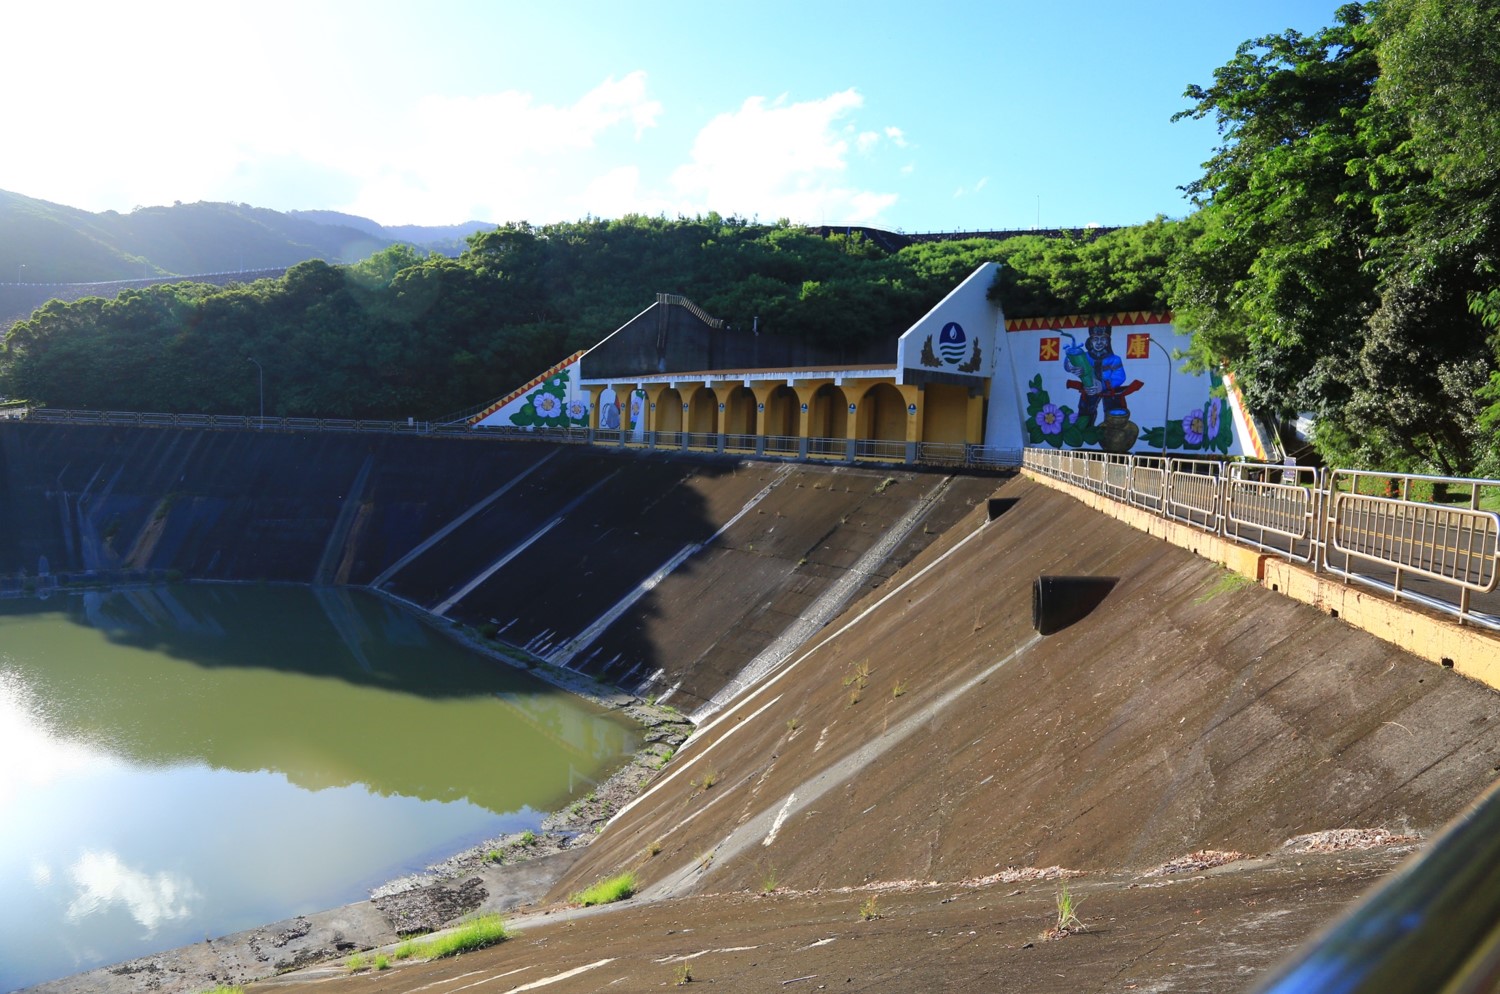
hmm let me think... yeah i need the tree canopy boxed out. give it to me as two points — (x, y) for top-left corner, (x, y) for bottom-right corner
(1170, 0), (1500, 475)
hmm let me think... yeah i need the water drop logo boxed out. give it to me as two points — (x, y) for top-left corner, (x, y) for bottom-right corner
(937, 322), (968, 365)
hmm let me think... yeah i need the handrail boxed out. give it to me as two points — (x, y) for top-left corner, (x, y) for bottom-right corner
(11, 406), (1023, 473)
(1023, 447), (1500, 631)
(1253, 777), (1500, 994)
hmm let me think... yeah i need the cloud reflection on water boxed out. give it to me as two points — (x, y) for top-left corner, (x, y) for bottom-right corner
(66, 850), (201, 932)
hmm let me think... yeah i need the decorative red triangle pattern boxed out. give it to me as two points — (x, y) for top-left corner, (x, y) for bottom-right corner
(1003, 312), (1173, 332)
(467, 350), (587, 425)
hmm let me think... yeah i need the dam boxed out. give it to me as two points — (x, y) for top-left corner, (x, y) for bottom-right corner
(5, 417), (1500, 994)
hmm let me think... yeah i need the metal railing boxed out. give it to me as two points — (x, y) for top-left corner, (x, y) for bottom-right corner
(1254, 776), (1500, 994)
(15, 407), (1023, 472)
(1024, 448), (1500, 631)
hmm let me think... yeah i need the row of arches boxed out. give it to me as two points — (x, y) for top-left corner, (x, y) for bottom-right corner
(590, 379), (977, 444)
(646, 383), (908, 440)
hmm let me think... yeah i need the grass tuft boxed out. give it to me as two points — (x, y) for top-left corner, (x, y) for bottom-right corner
(374, 952), (391, 971)
(570, 871), (637, 907)
(859, 895), (882, 920)
(345, 951), (368, 973)
(674, 962), (694, 985)
(1048, 882), (1086, 937)
(403, 914), (511, 960)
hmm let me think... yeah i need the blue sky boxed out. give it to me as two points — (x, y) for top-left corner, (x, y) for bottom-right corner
(3, 1), (1338, 231)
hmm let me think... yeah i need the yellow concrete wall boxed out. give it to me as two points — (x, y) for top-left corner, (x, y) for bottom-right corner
(922, 383), (971, 444)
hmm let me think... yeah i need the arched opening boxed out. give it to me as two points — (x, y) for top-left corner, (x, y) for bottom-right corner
(688, 386), (719, 435)
(764, 385), (800, 438)
(858, 383), (907, 441)
(724, 386), (757, 437)
(654, 388), (683, 434)
(808, 384), (848, 439)
(921, 382), (970, 443)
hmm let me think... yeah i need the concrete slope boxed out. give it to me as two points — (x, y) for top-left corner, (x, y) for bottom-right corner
(551, 473), (1500, 903)
(0, 424), (552, 582)
(0, 424), (994, 708)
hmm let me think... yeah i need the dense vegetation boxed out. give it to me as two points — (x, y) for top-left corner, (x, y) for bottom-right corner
(0, 218), (1172, 421)
(1171, 0), (1500, 476)
(3, 0), (1498, 475)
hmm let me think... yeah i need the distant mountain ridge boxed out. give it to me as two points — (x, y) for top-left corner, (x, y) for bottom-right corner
(0, 190), (491, 285)
(0, 189), (496, 330)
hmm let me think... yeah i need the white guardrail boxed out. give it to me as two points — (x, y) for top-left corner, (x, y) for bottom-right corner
(1024, 448), (1500, 631)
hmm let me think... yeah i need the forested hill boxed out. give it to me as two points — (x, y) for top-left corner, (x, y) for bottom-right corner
(0, 216), (1179, 425)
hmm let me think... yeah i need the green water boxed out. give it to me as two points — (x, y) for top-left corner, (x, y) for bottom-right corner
(0, 585), (638, 992)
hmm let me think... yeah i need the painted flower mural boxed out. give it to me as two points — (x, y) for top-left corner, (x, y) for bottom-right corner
(1141, 370), (1235, 455)
(1036, 403), (1065, 435)
(1023, 375), (1102, 449)
(1182, 409), (1205, 445)
(508, 368), (590, 429)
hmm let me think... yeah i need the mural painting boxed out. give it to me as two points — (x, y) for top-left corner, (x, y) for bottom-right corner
(507, 368), (590, 430)
(1023, 323), (1233, 455)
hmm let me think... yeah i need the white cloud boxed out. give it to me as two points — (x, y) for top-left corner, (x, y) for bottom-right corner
(885, 127), (909, 148)
(67, 851), (201, 932)
(668, 89), (897, 224)
(335, 73), (665, 225)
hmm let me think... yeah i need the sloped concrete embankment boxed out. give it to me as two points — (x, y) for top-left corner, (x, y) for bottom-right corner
(0, 423), (553, 582)
(0, 423), (995, 707)
(550, 472), (1500, 905)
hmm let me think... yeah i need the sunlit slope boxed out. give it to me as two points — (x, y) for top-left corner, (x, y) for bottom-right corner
(550, 473), (1500, 901)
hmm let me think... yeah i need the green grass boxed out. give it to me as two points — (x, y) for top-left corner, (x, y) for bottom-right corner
(392, 939), (421, 960)
(411, 914), (512, 959)
(859, 895), (882, 921)
(201, 987), (246, 994)
(1053, 882), (1085, 934)
(346, 951), (369, 973)
(374, 952), (391, 970)
(570, 871), (637, 907)
(519, 829), (537, 846)
(1193, 570), (1254, 605)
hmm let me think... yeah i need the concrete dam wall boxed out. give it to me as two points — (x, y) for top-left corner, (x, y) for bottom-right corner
(0, 423), (997, 704)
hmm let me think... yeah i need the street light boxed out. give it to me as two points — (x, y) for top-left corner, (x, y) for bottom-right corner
(247, 357), (263, 428)
(1146, 337), (1172, 459)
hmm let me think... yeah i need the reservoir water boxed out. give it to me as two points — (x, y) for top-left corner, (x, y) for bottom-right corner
(0, 584), (639, 992)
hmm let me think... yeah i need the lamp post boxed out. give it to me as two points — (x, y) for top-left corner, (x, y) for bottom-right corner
(247, 357), (263, 428)
(1146, 337), (1172, 460)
